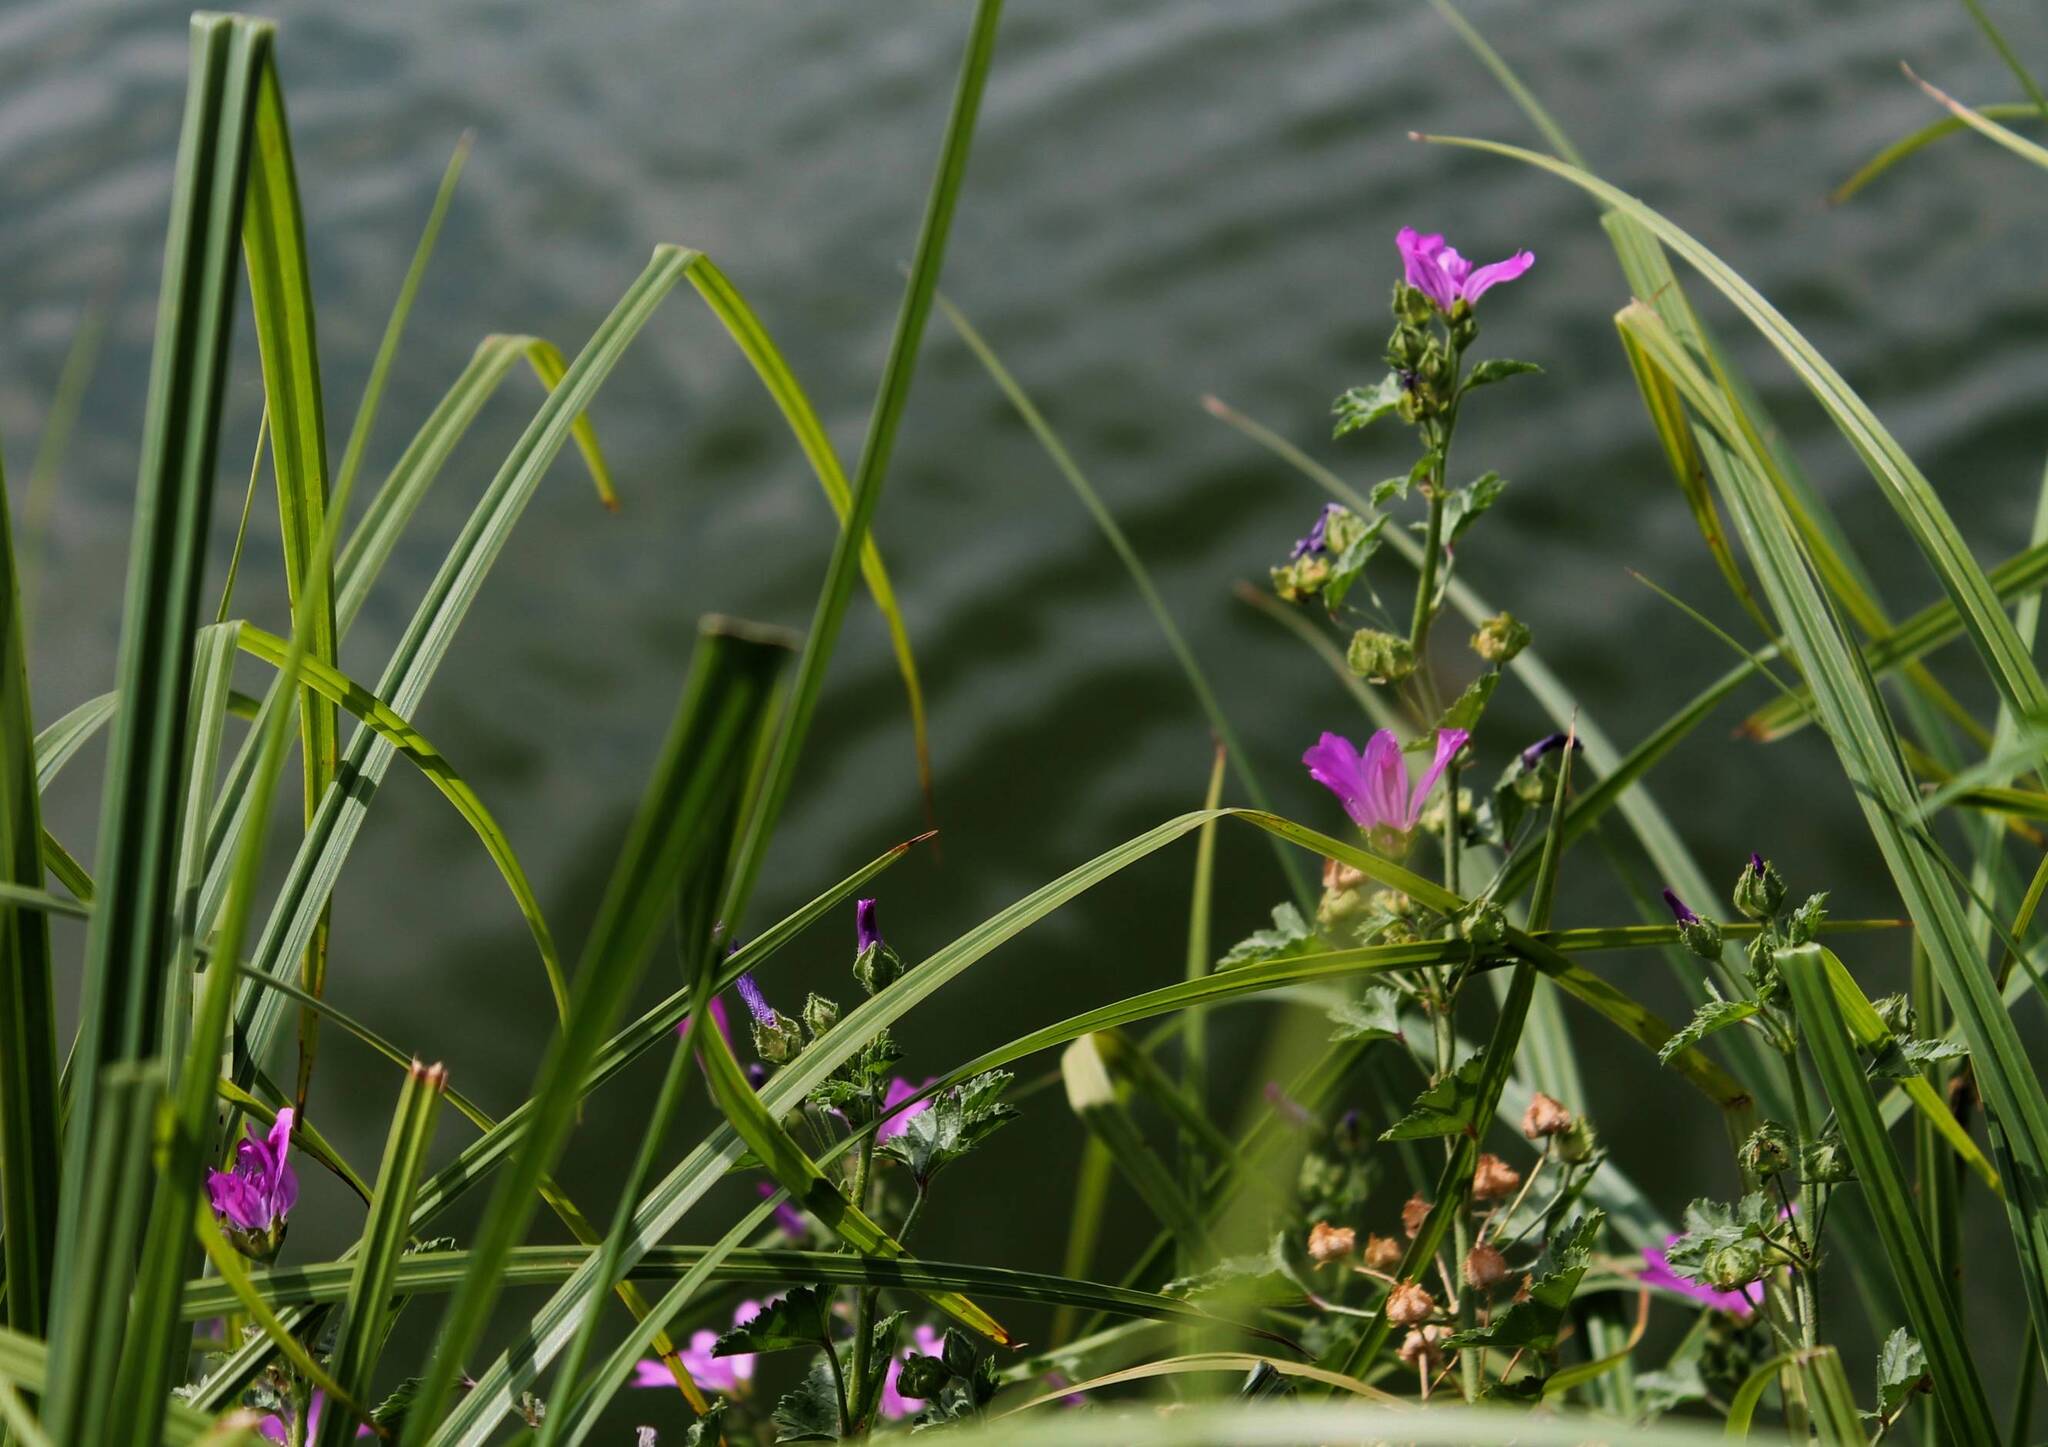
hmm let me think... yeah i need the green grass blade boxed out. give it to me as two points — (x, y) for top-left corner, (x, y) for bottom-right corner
(32, 691), (117, 794)
(1832, 101), (2042, 201)
(192, 1201), (363, 1422)
(1063, 1033), (1211, 1258)
(1419, 131), (2048, 726)
(213, 409), (266, 624)
(0, 455), (59, 1337)
(233, 622), (568, 1019)
(317, 1060), (448, 1447)
(404, 617), (791, 1440)
(1952, 0), (2048, 124)
(19, 296), (112, 639)
(942, 296), (1311, 909)
(1781, 945), (1997, 1442)
(1793, 1346), (1871, 1447)
(1621, 298), (2048, 1381)
(725, 0), (1004, 924)
(1903, 65), (2048, 171)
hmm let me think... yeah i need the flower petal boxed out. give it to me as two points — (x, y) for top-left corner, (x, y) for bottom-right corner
(1303, 732), (1371, 825)
(1360, 729), (1413, 835)
(1395, 227), (1457, 311)
(1403, 728), (1468, 830)
(1459, 250), (1535, 304)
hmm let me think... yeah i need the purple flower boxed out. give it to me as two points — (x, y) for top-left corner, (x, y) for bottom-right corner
(1639, 1237), (1762, 1318)
(757, 1181), (808, 1239)
(856, 897), (884, 955)
(1396, 227), (1535, 313)
(676, 995), (733, 1047)
(256, 1391), (370, 1442)
(1519, 732), (1581, 769)
(207, 1108), (299, 1237)
(1303, 728), (1469, 842)
(633, 1300), (763, 1394)
(877, 1076), (937, 1144)
(1750, 851), (1767, 873)
(735, 973), (778, 1028)
(880, 1325), (946, 1420)
(1662, 888), (1700, 925)
(1291, 504), (1338, 560)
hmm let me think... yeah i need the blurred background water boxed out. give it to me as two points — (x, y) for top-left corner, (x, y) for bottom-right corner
(4, 0), (2047, 1430)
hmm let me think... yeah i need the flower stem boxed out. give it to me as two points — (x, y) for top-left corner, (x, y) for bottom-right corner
(849, 1093), (882, 1431)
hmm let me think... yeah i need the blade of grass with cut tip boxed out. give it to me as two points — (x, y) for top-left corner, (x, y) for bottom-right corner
(1834, 101), (2043, 201)
(0, 454), (59, 1338)
(405, 618), (791, 1440)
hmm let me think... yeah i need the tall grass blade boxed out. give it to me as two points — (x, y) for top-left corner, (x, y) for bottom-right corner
(1833, 102), (2042, 201)
(405, 616), (791, 1439)
(1903, 65), (2048, 172)
(1063, 1033), (1211, 1258)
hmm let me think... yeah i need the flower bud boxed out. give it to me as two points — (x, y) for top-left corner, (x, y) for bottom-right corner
(1447, 305), (1479, 350)
(1458, 900), (1508, 949)
(1463, 1242), (1508, 1290)
(1323, 858), (1366, 893)
(1663, 889), (1724, 961)
(1701, 1242), (1765, 1292)
(801, 992), (840, 1040)
(1385, 1281), (1437, 1326)
(1802, 1135), (1854, 1184)
(1520, 1091), (1573, 1140)
(1400, 1194), (1432, 1239)
(1733, 852), (1787, 921)
(1873, 993), (1915, 1037)
(1346, 628), (1417, 686)
(1316, 884), (1366, 930)
(853, 939), (907, 997)
(896, 1352), (951, 1401)
(752, 1014), (805, 1065)
(1738, 1121), (1793, 1178)
(1470, 612), (1531, 665)
(1270, 555), (1330, 602)
(1398, 1324), (1452, 1367)
(1393, 283), (1435, 329)
(1554, 1116), (1600, 1165)
(1364, 1233), (1403, 1271)
(1307, 1221), (1357, 1266)
(1471, 1152), (1521, 1202)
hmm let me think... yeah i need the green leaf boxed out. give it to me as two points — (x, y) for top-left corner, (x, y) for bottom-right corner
(1655, 998), (1758, 1065)
(1877, 1326), (1929, 1418)
(1435, 672), (1497, 735)
(773, 1358), (845, 1442)
(1462, 358), (1543, 391)
(1441, 470), (1506, 544)
(1380, 1054), (1486, 1141)
(680, 1399), (727, 1447)
(1217, 903), (1317, 969)
(879, 1069), (1018, 1183)
(714, 1285), (833, 1356)
(1331, 375), (1404, 438)
(1325, 986), (1403, 1044)
(1661, 1193), (1773, 1277)
(1867, 1034), (1967, 1080)
(1320, 513), (1387, 615)
(1446, 1211), (1603, 1353)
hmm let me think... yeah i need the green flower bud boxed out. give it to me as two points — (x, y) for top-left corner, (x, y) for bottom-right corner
(1470, 611), (1531, 665)
(1801, 1135), (1854, 1185)
(1270, 555), (1330, 602)
(1873, 993), (1915, 1037)
(1554, 1116), (1600, 1166)
(1346, 628), (1418, 685)
(1317, 886), (1367, 930)
(1458, 900), (1508, 949)
(853, 941), (907, 997)
(1447, 304), (1478, 350)
(1322, 506), (1372, 555)
(801, 992), (840, 1039)
(1393, 283), (1435, 329)
(1738, 1121), (1794, 1178)
(1733, 852), (1788, 921)
(1701, 1241), (1765, 1292)
(896, 1352), (951, 1400)
(752, 1014), (805, 1065)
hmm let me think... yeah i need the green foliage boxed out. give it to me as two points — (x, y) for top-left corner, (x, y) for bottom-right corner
(714, 1286), (833, 1357)
(1325, 986), (1402, 1043)
(879, 1071), (1019, 1184)
(1331, 374), (1405, 437)
(1217, 903), (1318, 969)
(1655, 998), (1758, 1065)
(1448, 1211), (1604, 1353)
(1379, 1054), (1485, 1141)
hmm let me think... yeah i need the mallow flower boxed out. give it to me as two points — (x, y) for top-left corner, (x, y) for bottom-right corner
(1639, 1236), (1762, 1318)
(1396, 227), (1535, 313)
(207, 1108), (299, 1259)
(256, 1390), (370, 1442)
(633, 1300), (763, 1393)
(1303, 728), (1469, 853)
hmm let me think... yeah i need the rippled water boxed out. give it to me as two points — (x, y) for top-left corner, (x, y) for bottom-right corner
(4, 0), (2046, 1421)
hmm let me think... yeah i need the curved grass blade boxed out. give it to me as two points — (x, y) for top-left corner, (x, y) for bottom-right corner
(1063, 1033), (1210, 1260)
(0, 456), (60, 1337)
(1002, 1352), (1391, 1412)
(0, 1325), (214, 1447)
(405, 618), (791, 1439)
(1952, 0), (2048, 124)
(213, 409), (266, 624)
(1416, 131), (2048, 727)
(1832, 101), (2041, 201)
(234, 622), (568, 1019)
(192, 1201), (364, 1425)
(1903, 65), (2048, 171)
(32, 691), (117, 794)
(725, 0), (1005, 925)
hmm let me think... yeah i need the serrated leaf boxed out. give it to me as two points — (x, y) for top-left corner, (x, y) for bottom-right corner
(1325, 986), (1403, 1044)
(1370, 475), (1410, 508)
(1446, 1210), (1603, 1352)
(878, 1070), (1018, 1184)
(1877, 1327), (1928, 1416)
(1436, 673), (1498, 735)
(1867, 1034), (1968, 1081)
(714, 1284), (832, 1357)
(1443, 471), (1507, 543)
(682, 1400), (729, 1447)
(1332, 375), (1404, 438)
(1321, 513), (1387, 614)
(1380, 1053), (1485, 1141)
(1217, 903), (1317, 969)
(772, 1357), (844, 1441)
(852, 1311), (905, 1426)
(1656, 998), (1759, 1064)
(1462, 358), (1544, 391)
(1663, 1193), (1774, 1277)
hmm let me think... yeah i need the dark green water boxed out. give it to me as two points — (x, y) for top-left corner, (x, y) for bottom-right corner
(4, 0), (2047, 1430)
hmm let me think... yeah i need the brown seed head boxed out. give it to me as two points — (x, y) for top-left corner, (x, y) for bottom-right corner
(1307, 1220), (1357, 1266)
(1363, 1233), (1403, 1271)
(1400, 1193), (1432, 1239)
(1463, 1242), (1508, 1290)
(1398, 1323), (1453, 1366)
(1385, 1281), (1438, 1326)
(1521, 1090), (1573, 1139)
(1471, 1152), (1522, 1201)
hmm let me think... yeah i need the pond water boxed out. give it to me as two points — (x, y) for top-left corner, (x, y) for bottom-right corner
(2, 0), (2044, 1422)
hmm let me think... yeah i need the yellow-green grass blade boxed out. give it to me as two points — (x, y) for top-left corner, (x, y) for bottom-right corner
(19, 295), (113, 640)
(235, 622), (568, 1020)
(191, 1202), (363, 1425)
(1181, 747), (1227, 1218)
(213, 409), (266, 624)
(1833, 101), (2042, 201)
(0, 452), (59, 1338)
(943, 295), (1311, 911)
(316, 1060), (446, 1447)
(1063, 1033), (1211, 1260)
(694, 971), (1011, 1343)
(32, 691), (117, 793)
(1905, 64), (2048, 169)
(1421, 132), (2048, 728)
(1783, 950), (1996, 1442)
(405, 617), (791, 1440)
(0, 1325), (214, 1446)
(1621, 298), (2048, 1381)
(232, 244), (704, 1076)
(685, 254), (934, 819)
(725, 0), (1004, 926)
(1952, 0), (2048, 126)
